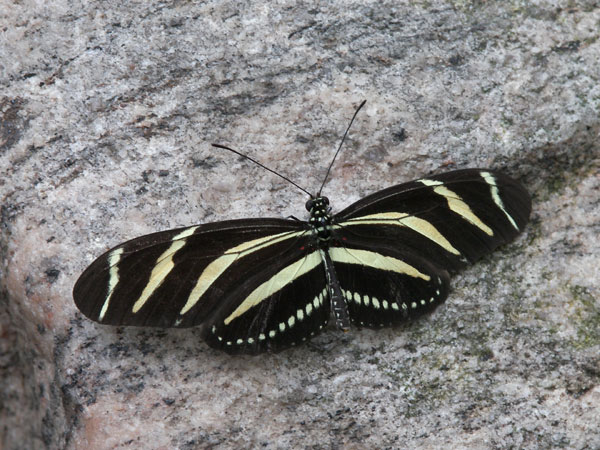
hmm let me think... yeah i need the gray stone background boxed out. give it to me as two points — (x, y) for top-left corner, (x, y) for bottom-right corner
(1, 1), (599, 449)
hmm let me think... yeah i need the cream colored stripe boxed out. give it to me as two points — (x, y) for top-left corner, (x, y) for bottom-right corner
(329, 247), (430, 280)
(344, 212), (460, 255)
(223, 251), (322, 325)
(179, 230), (304, 315)
(481, 172), (519, 230)
(131, 226), (198, 314)
(419, 178), (494, 236)
(99, 247), (124, 320)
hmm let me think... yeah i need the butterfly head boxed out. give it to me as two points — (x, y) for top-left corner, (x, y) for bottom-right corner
(306, 196), (329, 213)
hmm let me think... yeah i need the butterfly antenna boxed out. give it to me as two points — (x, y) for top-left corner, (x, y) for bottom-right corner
(211, 143), (313, 197)
(317, 100), (366, 196)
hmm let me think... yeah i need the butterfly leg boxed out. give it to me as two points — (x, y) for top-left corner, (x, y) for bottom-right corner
(321, 250), (351, 331)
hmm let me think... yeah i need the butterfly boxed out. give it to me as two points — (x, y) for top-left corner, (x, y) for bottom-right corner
(73, 101), (531, 354)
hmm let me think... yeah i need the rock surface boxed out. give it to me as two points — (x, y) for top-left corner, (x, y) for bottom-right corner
(1, 1), (599, 449)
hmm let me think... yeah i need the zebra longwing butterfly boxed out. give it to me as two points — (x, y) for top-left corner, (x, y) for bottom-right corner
(73, 102), (531, 354)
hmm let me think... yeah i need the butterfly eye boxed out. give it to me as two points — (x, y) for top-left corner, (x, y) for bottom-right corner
(305, 199), (314, 211)
(321, 196), (329, 205)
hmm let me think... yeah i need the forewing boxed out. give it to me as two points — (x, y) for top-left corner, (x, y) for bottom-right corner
(73, 218), (309, 329)
(335, 169), (531, 272)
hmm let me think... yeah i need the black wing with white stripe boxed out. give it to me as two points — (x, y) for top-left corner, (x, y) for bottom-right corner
(74, 219), (313, 329)
(328, 242), (450, 329)
(329, 169), (531, 324)
(335, 169), (530, 270)
(203, 250), (330, 354)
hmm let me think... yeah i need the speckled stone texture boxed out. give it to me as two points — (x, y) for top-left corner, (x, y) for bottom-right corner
(1, 1), (599, 449)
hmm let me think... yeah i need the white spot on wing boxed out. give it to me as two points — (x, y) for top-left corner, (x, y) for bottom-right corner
(306, 303), (313, 315)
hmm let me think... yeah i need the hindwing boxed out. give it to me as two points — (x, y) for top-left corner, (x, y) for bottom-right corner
(203, 250), (330, 354)
(327, 241), (450, 328)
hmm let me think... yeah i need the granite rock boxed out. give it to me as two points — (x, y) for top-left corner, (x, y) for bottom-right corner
(1, 1), (599, 449)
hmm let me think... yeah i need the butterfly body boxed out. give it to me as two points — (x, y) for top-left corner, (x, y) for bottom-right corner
(74, 168), (531, 354)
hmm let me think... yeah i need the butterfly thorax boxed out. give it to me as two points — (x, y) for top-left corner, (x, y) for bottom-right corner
(306, 196), (333, 242)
